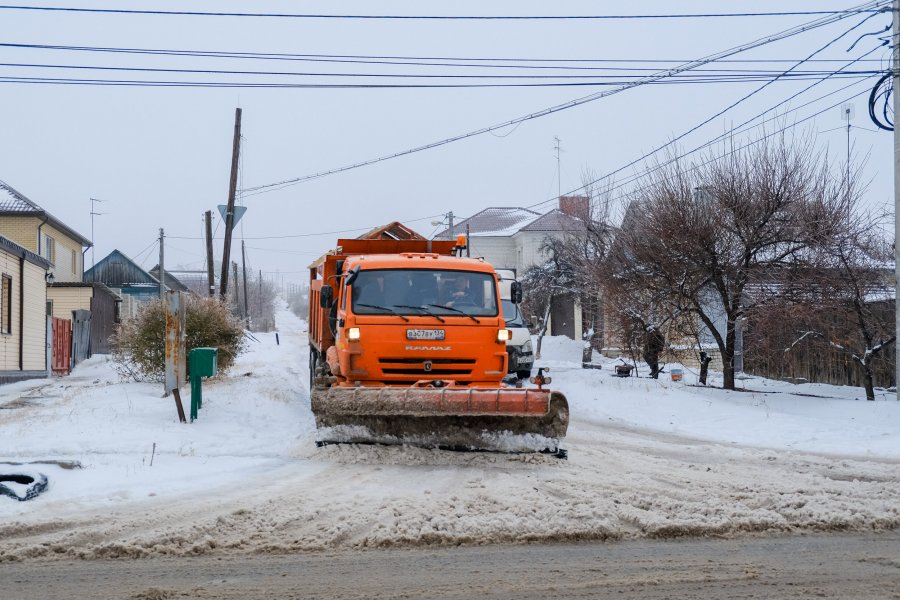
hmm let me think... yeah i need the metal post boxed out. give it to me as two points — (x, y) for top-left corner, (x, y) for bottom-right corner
(448, 211), (454, 239)
(241, 240), (250, 325)
(233, 262), (241, 316)
(894, 0), (899, 392)
(205, 210), (215, 297)
(158, 228), (165, 299)
(89, 198), (104, 277)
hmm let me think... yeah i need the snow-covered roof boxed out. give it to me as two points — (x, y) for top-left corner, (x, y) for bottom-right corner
(519, 208), (585, 233)
(0, 178), (93, 246)
(0, 179), (42, 212)
(433, 207), (541, 239)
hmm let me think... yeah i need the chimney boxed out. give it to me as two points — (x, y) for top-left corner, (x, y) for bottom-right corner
(559, 195), (589, 216)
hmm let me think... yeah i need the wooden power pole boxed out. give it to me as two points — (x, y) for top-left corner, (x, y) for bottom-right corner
(219, 107), (242, 299)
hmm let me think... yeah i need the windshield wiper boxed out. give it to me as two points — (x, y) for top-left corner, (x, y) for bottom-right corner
(426, 304), (480, 324)
(355, 303), (409, 322)
(394, 305), (446, 323)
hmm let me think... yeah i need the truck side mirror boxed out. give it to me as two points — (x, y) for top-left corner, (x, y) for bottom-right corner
(345, 265), (360, 286)
(320, 285), (334, 308)
(510, 281), (523, 304)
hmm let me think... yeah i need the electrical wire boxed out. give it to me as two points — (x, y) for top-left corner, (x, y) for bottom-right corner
(600, 76), (877, 200)
(519, 16), (888, 213)
(868, 71), (893, 130)
(615, 86), (875, 203)
(130, 238), (158, 267)
(235, 2), (887, 196)
(0, 42), (890, 70)
(0, 73), (877, 89)
(0, 6), (886, 19)
(0, 61), (881, 80)
(166, 212), (446, 241)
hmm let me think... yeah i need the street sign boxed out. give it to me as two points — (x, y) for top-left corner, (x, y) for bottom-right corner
(217, 205), (247, 229)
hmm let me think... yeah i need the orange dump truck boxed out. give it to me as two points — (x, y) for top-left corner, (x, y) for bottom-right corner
(308, 237), (569, 455)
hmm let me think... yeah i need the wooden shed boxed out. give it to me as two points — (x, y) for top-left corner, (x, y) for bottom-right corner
(84, 249), (160, 319)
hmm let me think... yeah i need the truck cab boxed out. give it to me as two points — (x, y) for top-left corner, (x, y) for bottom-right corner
(314, 249), (512, 387)
(496, 269), (534, 380)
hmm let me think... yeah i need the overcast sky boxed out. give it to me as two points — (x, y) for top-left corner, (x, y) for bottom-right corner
(0, 1), (893, 286)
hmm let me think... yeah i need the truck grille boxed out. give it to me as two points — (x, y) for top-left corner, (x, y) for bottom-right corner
(378, 357), (475, 377)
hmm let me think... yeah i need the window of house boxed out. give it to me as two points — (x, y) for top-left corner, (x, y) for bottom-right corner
(46, 300), (54, 317)
(1, 275), (11, 334)
(71, 249), (78, 274)
(42, 234), (56, 263)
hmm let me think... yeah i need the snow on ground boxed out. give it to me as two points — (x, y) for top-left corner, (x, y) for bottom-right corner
(1, 306), (898, 561)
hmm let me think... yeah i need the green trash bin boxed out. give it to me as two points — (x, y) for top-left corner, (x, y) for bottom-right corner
(189, 347), (218, 421)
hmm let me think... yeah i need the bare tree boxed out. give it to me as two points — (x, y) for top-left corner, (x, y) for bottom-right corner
(750, 205), (895, 400)
(614, 133), (847, 390)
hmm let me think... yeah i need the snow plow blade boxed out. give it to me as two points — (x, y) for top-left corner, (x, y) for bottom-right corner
(311, 386), (569, 455)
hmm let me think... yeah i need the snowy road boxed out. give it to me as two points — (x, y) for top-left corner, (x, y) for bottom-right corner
(1, 306), (899, 562)
(3, 533), (900, 599)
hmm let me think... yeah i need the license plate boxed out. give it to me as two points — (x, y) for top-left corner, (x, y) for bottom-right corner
(406, 329), (445, 340)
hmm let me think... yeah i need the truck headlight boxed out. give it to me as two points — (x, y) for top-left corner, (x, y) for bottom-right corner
(522, 339), (533, 352)
(348, 327), (361, 341)
(497, 329), (511, 342)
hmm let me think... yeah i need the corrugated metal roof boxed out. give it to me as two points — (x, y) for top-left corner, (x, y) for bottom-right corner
(85, 249), (159, 286)
(434, 207), (541, 238)
(149, 266), (192, 292)
(0, 179), (42, 212)
(519, 209), (585, 232)
(0, 178), (93, 246)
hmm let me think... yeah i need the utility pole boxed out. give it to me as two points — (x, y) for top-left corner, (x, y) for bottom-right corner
(89, 198), (105, 278)
(219, 107), (242, 299)
(232, 262), (241, 316)
(448, 211), (454, 239)
(894, 0), (899, 392)
(241, 240), (250, 325)
(158, 228), (165, 299)
(204, 210), (215, 297)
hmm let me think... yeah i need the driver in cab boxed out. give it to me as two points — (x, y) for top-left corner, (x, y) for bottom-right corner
(446, 275), (476, 307)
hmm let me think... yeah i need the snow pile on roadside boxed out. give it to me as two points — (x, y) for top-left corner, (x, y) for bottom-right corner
(1, 308), (898, 561)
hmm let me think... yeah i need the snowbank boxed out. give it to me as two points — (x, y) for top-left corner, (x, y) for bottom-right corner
(1, 310), (898, 561)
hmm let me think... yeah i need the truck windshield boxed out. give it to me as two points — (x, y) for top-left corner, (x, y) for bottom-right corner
(501, 299), (525, 327)
(351, 269), (498, 317)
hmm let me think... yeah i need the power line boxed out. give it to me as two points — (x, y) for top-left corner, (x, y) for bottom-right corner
(0, 61), (880, 80)
(520, 11), (887, 212)
(616, 87), (875, 203)
(0, 42), (891, 69)
(0, 6), (886, 19)
(236, 2), (887, 196)
(0, 74), (876, 89)
(166, 212), (446, 241)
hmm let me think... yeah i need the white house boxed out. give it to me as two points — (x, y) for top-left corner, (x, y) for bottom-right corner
(434, 198), (587, 339)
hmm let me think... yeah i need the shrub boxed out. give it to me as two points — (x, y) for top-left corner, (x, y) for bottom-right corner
(112, 296), (246, 381)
